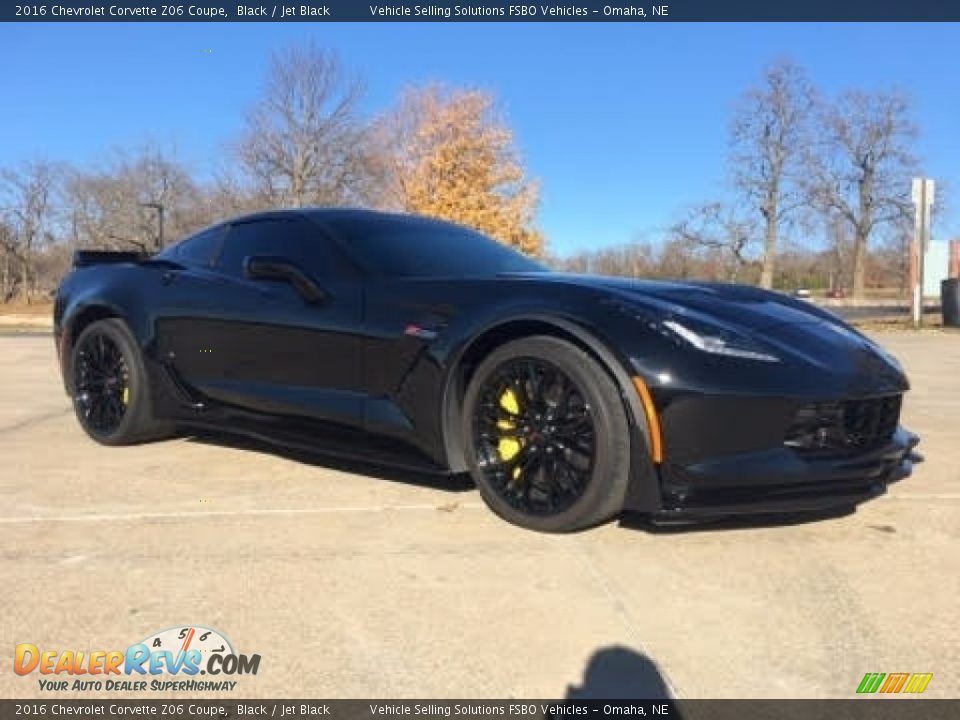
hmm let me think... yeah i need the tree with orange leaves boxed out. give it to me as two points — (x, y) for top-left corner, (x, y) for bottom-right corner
(379, 85), (543, 257)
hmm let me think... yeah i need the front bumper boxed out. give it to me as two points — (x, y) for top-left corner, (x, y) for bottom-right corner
(653, 426), (920, 518)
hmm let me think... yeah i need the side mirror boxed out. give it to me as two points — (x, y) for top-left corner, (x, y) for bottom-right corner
(243, 255), (327, 304)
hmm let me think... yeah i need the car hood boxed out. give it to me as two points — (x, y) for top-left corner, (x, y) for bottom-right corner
(501, 272), (908, 392)
(506, 272), (834, 331)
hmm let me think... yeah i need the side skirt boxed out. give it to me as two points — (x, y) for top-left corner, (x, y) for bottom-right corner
(179, 412), (449, 477)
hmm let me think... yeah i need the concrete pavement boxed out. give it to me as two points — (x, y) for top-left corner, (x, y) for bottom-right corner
(0, 332), (957, 699)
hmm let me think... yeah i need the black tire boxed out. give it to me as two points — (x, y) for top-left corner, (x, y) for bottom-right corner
(462, 335), (632, 532)
(70, 318), (173, 445)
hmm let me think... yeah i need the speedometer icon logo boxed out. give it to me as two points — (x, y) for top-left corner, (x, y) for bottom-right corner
(140, 626), (234, 672)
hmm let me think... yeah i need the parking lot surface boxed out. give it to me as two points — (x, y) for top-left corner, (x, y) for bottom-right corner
(1, 331), (957, 698)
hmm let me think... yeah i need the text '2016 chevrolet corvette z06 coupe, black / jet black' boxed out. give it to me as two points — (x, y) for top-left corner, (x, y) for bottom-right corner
(54, 209), (920, 532)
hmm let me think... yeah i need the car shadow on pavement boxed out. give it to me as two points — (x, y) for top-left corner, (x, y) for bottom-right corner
(183, 429), (476, 494)
(618, 505), (857, 535)
(564, 645), (677, 702)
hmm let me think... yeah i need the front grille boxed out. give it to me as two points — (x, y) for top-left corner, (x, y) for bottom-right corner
(785, 395), (901, 454)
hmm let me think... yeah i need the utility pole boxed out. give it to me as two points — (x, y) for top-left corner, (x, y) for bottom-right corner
(139, 202), (165, 250)
(911, 178), (935, 328)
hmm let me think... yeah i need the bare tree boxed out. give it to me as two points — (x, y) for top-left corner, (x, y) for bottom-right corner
(823, 212), (854, 292)
(806, 89), (918, 302)
(67, 145), (201, 251)
(0, 220), (15, 301)
(0, 160), (62, 302)
(657, 236), (700, 280)
(731, 59), (814, 289)
(672, 203), (757, 282)
(561, 240), (658, 278)
(870, 229), (911, 296)
(236, 42), (377, 208)
(204, 166), (266, 219)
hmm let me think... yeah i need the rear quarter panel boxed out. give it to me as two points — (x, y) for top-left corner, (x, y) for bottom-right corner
(56, 263), (165, 390)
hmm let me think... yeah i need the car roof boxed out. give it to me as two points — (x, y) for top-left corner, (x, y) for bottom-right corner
(164, 208), (472, 253)
(226, 207), (427, 226)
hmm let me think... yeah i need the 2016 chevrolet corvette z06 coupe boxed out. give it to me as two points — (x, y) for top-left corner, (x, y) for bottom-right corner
(54, 209), (919, 532)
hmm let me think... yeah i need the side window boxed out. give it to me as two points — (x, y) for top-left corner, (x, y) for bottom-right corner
(286, 223), (350, 281)
(173, 227), (223, 268)
(217, 219), (348, 281)
(215, 221), (279, 278)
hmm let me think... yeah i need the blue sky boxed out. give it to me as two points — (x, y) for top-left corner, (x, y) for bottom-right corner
(1, 22), (957, 254)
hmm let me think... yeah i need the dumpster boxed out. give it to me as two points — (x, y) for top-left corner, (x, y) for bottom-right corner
(943, 278), (960, 327)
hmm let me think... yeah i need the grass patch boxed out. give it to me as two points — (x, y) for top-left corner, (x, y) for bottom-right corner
(0, 301), (54, 317)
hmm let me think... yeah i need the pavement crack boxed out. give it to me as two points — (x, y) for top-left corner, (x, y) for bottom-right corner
(0, 407), (71, 435)
(0, 503), (488, 525)
(569, 536), (681, 699)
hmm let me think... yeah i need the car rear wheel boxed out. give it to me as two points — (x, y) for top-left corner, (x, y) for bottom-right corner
(71, 318), (172, 445)
(462, 336), (632, 532)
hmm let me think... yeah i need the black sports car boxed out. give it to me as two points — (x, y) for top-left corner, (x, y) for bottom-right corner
(54, 208), (919, 532)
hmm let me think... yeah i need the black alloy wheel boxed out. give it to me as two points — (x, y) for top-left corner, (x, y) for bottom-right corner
(473, 357), (596, 516)
(70, 318), (173, 445)
(74, 330), (130, 436)
(462, 336), (632, 533)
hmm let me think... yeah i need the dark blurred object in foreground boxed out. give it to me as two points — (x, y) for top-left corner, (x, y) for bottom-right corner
(942, 278), (960, 327)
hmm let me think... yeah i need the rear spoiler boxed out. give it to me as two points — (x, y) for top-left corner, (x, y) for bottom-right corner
(72, 249), (149, 268)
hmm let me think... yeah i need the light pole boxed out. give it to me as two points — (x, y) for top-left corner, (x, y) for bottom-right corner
(910, 178), (935, 329)
(140, 202), (165, 250)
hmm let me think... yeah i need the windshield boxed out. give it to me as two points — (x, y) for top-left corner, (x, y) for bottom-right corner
(322, 214), (546, 277)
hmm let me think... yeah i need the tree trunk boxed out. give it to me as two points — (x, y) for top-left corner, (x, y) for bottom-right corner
(851, 226), (868, 304)
(758, 184), (779, 289)
(20, 257), (30, 304)
(291, 150), (307, 208)
(760, 215), (777, 289)
(851, 171), (874, 305)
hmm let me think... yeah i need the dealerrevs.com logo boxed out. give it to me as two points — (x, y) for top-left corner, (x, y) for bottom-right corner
(14, 626), (261, 692)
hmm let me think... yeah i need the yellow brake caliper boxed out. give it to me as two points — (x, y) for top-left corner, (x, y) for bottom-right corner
(121, 368), (130, 406)
(496, 388), (523, 481)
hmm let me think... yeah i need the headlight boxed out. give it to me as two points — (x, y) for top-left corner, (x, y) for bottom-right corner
(662, 318), (780, 363)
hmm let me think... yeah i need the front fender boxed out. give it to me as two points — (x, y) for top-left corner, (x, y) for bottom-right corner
(439, 311), (663, 513)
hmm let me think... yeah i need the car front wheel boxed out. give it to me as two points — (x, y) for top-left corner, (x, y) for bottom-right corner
(462, 335), (632, 532)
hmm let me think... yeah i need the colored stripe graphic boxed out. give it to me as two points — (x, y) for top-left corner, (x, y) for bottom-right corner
(903, 673), (933, 693)
(857, 672), (932, 694)
(857, 673), (885, 694)
(880, 673), (909, 693)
